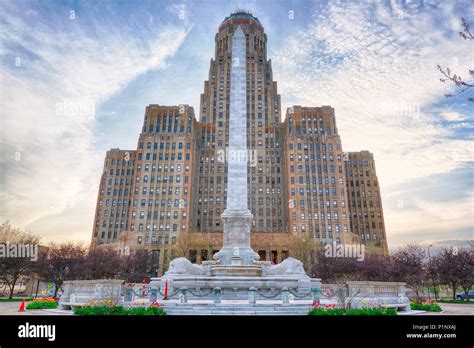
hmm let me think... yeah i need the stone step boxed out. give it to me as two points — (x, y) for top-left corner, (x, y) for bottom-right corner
(165, 312), (308, 316)
(165, 308), (312, 311)
(163, 304), (312, 315)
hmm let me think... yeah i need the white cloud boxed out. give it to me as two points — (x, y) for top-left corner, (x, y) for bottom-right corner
(273, 1), (474, 186)
(272, 1), (474, 245)
(0, 6), (189, 242)
(385, 193), (474, 247)
(442, 111), (468, 122)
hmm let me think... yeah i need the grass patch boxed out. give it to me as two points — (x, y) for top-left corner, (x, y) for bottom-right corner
(308, 307), (397, 316)
(0, 298), (33, 302)
(74, 305), (165, 316)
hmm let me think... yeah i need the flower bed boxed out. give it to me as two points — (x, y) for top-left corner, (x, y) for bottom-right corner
(410, 299), (442, 312)
(26, 297), (59, 310)
(308, 302), (397, 316)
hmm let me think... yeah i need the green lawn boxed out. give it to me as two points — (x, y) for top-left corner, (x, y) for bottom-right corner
(438, 298), (474, 304)
(0, 298), (33, 302)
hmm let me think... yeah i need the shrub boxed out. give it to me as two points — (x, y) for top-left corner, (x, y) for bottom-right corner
(308, 303), (396, 316)
(74, 305), (165, 316)
(126, 306), (165, 316)
(74, 306), (127, 316)
(26, 300), (59, 310)
(410, 300), (442, 312)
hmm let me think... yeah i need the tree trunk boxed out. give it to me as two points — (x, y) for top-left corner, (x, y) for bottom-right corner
(433, 285), (439, 300)
(451, 282), (457, 300)
(8, 285), (14, 299)
(8, 279), (17, 299)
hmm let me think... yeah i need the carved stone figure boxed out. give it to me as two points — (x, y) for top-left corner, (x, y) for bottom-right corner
(164, 257), (205, 275)
(267, 257), (306, 275)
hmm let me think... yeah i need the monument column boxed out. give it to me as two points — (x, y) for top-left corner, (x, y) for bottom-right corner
(212, 26), (260, 270)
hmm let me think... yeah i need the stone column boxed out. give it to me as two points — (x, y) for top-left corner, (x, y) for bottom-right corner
(213, 26), (259, 268)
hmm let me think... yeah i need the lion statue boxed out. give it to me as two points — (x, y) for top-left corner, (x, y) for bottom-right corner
(164, 257), (205, 275)
(267, 257), (306, 275)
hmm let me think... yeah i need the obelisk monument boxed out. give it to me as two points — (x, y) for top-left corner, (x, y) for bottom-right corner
(212, 26), (260, 273)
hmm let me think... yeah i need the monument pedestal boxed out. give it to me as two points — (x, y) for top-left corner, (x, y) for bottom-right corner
(212, 210), (259, 267)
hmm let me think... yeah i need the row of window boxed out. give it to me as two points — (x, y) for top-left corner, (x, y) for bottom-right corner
(292, 211), (347, 220)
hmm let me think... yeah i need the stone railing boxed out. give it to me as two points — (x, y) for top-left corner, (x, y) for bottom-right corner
(59, 279), (410, 312)
(59, 279), (124, 310)
(315, 281), (409, 311)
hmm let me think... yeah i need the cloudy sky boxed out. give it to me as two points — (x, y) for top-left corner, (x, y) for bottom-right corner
(1, 0), (473, 247)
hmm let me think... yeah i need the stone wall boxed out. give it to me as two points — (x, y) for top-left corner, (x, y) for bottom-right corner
(59, 279), (124, 310)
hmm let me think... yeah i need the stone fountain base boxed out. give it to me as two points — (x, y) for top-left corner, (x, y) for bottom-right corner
(149, 257), (321, 301)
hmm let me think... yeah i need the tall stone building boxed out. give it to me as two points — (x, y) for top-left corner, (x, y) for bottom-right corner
(90, 11), (389, 275)
(345, 151), (388, 254)
(91, 148), (136, 246)
(283, 106), (353, 244)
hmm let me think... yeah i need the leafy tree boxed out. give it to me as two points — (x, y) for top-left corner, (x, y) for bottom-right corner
(314, 251), (360, 282)
(390, 244), (426, 303)
(82, 247), (121, 280)
(456, 248), (474, 299)
(0, 221), (40, 298)
(118, 249), (151, 283)
(426, 253), (442, 300)
(438, 247), (473, 300)
(358, 253), (392, 282)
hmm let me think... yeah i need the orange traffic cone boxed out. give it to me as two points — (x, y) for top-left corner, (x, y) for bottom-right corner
(18, 299), (25, 312)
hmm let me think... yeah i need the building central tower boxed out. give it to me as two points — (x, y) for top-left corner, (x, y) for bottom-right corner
(194, 12), (286, 240)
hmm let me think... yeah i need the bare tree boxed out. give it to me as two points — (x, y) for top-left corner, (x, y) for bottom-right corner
(328, 275), (363, 311)
(287, 235), (321, 275)
(35, 242), (86, 297)
(173, 230), (207, 259)
(0, 221), (40, 298)
(438, 18), (474, 101)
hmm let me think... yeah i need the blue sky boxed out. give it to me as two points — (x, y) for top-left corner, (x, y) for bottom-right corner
(1, 0), (473, 247)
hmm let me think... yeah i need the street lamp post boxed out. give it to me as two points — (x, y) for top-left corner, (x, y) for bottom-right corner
(428, 244), (433, 300)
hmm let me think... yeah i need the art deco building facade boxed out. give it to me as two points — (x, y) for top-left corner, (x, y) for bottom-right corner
(283, 106), (353, 244)
(195, 13), (285, 234)
(345, 151), (388, 254)
(90, 12), (388, 275)
(91, 148), (136, 245)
